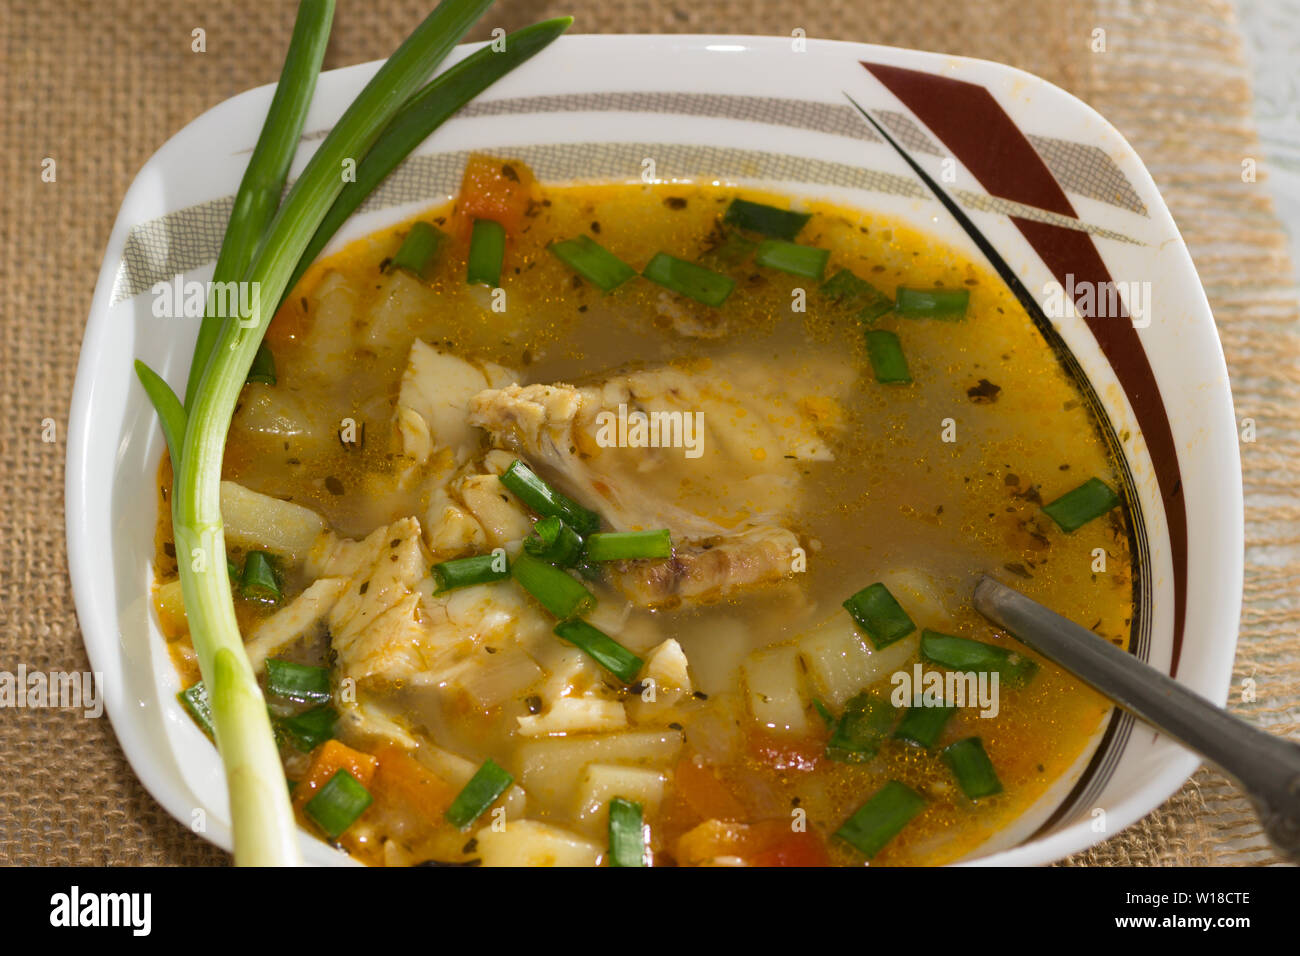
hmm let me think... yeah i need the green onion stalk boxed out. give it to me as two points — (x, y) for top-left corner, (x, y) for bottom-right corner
(136, 0), (570, 865)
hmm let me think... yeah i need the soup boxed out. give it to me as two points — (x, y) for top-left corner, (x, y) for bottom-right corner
(152, 154), (1133, 866)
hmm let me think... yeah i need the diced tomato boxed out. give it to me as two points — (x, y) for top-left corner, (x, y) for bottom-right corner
(746, 729), (823, 774)
(292, 739), (379, 810)
(371, 745), (456, 823)
(454, 153), (539, 237)
(676, 817), (831, 867)
(748, 825), (833, 867)
(672, 755), (747, 821)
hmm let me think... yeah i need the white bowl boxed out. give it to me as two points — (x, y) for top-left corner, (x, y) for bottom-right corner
(67, 33), (1242, 866)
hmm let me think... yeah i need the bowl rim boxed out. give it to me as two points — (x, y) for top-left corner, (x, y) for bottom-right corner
(66, 32), (1243, 867)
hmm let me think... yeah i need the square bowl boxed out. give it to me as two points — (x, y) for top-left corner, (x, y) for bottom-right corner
(66, 33), (1243, 866)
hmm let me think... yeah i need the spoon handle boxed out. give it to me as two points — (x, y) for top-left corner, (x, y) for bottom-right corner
(974, 574), (1300, 861)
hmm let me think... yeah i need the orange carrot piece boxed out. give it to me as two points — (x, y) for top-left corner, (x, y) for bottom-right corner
(293, 739), (379, 810)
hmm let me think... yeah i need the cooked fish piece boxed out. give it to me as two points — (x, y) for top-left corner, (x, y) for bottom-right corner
(243, 577), (349, 672)
(420, 459), (533, 558)
(314, 516), (546, 689)
(396, 339), (517, 469)
(467, 351), (853, 537)
(610, 526), (800, 609)
(310, 512), (619, 742)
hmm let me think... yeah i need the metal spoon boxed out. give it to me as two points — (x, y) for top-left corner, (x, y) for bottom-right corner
(973, 574), (1300, 862)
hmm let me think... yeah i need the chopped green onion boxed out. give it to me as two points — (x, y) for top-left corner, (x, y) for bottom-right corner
(432, 552), (510, 593)
(583, 529), (672, 562)
(246, 343), (277, 386)
(843, 583), (916, 649)
(445, 758), (513, 829)
(548, 235), (636, 291)
(387, 220), (445, 278)
(523, 515), (585, 567)
(277, 704), (338, 752)
(1041, 477), (1120, 533)
(178, 682), (214, 738)
(893, 704), (956, 749)
(754, 239), (830, 280)
(239, 551), (281, 604)
(920, 629), (1039, 687)
(264, 658), (331, 704)
(943, 737), (1003, 799)
(821, 268), (893, 322)
(825, 692), (895, 763)
(608, 797), (646, 867)
(723, 198), (810, 240)
(864, 329), (911, 385)
(500, 459), (601, 534)
(467, 217), (505, 287)
(226, 557), (240, 583)
(895, 286), (969, 320)
(642, 253), (735, 307)
(835, 780), (926, 858)
(304, 769), (373, 839)
(554, 619), (644, 684)
(286, 17), (573, 299)
(812, 697), (835, 728)
(511, 553), (596, 619)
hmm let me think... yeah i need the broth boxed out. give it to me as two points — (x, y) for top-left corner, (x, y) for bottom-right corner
(154, 162), (1133, 866)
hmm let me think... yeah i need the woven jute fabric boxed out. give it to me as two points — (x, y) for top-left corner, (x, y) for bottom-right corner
(1, 0), (1295, 866)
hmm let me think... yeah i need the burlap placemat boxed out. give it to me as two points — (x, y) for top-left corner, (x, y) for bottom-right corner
(1, 0), (1295, 866)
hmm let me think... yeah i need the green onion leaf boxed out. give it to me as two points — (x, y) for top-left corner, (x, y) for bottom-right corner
(820, 268), (893, 322)
(892, 704), (956, 749)
(919, 629), (1039, 687)
(723, 198), (810, 240)
(285, 17), (573, 299)
(642, 252), (735, 307)
(554, 619), (644, 684)
(608, 797), (646, 867)
(1041, 477), (1120, 533)
(178, 682), (215, 738)
(238, 550), (281, 604)
(164, 0), (510, 867)
(500, 459), (601, 534)
(387, 220), (446, 278)
(245, 343), (277, 386)
(583, 529), (672, 562)
(895, 286), (969, 320)
(445, 758), (513, 829)
(834, 780), (926, 858)
(277, 704), (338, 753)
(943, 737), (1003, 799)
(753, 239), (830, 280)
(264, 658), (331, 704)
(432, 552), (510, 593)
(304, 768), (373, 839)
(133, 361), (188, 465)
(512, 553), (596, 619)
(467, 217), (506, 287)
(548, 235), (637, 291)
(184, 0), (335, 410)
(864, 329), (911, 385)
(824, 692), (895, 763)
(523, 515), (585, 567)
(843, 583), (916, 649)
